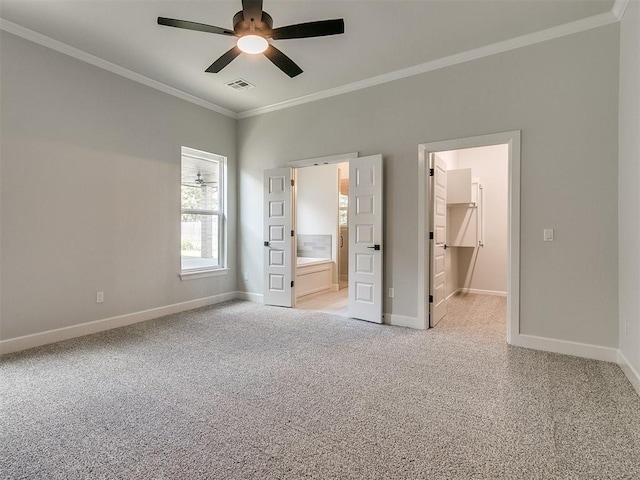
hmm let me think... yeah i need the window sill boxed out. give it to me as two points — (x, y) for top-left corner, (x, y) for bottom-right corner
(179, 268), (229, 281)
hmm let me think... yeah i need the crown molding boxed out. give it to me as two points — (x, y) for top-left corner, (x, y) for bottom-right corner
(1, 4), (623, 122)
(0, 18), (239, 119)
(238, 10), (618, 118)
(612, 0), (631, 20)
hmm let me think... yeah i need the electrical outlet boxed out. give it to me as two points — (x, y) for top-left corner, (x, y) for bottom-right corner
(243, 272), (249, 281)
(96, 291), (104, 303)
(389, 288), (394, 298)
(543, 229), (554, 242)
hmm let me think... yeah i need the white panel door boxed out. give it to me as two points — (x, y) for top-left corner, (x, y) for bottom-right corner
(348, 155), (383, 323)
(263, 168), (294, 307)
(430, 154), (447, 327)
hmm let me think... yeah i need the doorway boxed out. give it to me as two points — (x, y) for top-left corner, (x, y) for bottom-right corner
(418, 131), (521, 343)
(294, 161), (349, 316)
(263, 153), (385, 324)
(431, 145), (509, 328)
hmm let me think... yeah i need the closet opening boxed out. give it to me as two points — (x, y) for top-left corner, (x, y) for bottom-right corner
(418, 131), (521, 343)
(431, 145), (508, 333)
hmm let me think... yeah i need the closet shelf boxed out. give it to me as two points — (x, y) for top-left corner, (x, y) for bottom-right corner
(447, 173), (483, 248)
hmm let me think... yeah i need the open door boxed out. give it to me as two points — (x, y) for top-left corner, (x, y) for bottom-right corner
(429, 154), (447, 326)
(263, 168), (295, 307)
(348, 155), (383, 323)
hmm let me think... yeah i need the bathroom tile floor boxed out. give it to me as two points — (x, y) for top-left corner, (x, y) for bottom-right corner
(296, 288), (348, 316)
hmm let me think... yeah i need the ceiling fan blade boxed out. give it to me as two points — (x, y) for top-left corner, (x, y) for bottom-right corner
(263, 44), (303, 78)
(242, 0), (263, 22)
(205, 46), (242, 73)
(158, 17), (234, 36)
(271, 19), (344, 40)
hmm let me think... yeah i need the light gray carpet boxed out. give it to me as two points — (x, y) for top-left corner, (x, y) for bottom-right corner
(2, 295), (639, 479)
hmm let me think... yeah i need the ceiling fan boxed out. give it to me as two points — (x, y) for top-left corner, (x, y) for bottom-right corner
(182, 173), (217, 188)
(158, 0), (344, 78)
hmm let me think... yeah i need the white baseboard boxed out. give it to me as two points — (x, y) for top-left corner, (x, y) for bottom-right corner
(618, 350), (640, 396)
(456, 288), (507, 297)
(385, 313), (424, 330)
(510, 333), (618, 363)
(235, 291), (264, 303)
(0, 291), (237, 355)
(446, 290), (459, 300)
(4, 288), (633, 391)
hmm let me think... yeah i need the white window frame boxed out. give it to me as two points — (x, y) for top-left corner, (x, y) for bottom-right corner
(179, 146), (228, 280)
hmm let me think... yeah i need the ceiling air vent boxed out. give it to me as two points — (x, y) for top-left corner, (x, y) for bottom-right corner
(225, 78), (255, 91)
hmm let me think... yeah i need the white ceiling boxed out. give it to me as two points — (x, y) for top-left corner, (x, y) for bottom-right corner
(0, 1), (615, 116)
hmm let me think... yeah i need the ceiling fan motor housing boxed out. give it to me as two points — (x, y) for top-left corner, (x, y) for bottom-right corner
(233, 11), (273, 37)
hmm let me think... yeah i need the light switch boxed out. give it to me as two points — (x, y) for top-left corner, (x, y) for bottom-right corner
(543, 229), (554, 242)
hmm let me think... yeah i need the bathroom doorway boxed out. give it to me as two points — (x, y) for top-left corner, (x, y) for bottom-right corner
(294, 161), (349, 316)
(263, 153), (384, 323)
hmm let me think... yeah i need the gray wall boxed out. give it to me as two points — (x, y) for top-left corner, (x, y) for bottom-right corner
(238, 24), (620, 348)
(618, 2), (640, 379)
(0, 19), (626, 355)
(0, 32), (237, 340)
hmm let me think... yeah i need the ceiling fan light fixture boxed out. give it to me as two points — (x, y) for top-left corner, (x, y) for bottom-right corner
(237, 35), (268, 54)
(158, 1), (345, 76)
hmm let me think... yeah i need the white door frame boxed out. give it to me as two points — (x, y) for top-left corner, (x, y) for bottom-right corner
(417, 131), (521, 343)
(288, 152), (358, 169)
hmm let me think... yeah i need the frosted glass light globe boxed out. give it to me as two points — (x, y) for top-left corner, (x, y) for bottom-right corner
(237, 35), (268, 54)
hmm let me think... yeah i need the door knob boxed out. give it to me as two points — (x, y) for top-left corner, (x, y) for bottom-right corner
(367, 244), (381, 251)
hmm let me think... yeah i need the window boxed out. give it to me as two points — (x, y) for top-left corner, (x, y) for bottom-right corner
(181, 147), (226, 275)
(339, 175), (349, 226)
(339, 193), (349, 226)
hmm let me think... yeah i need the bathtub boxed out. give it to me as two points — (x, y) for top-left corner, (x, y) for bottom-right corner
(296, 257), (334, 298)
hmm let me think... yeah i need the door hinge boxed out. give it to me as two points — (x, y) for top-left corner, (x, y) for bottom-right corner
(429, 168), (434, 176)
(291, 281), (294, 288)
(291, 179), (295, 187)
(429, 232), (434, 240)
(429, 295), (433, 303)
(291, 230), (294, 237)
